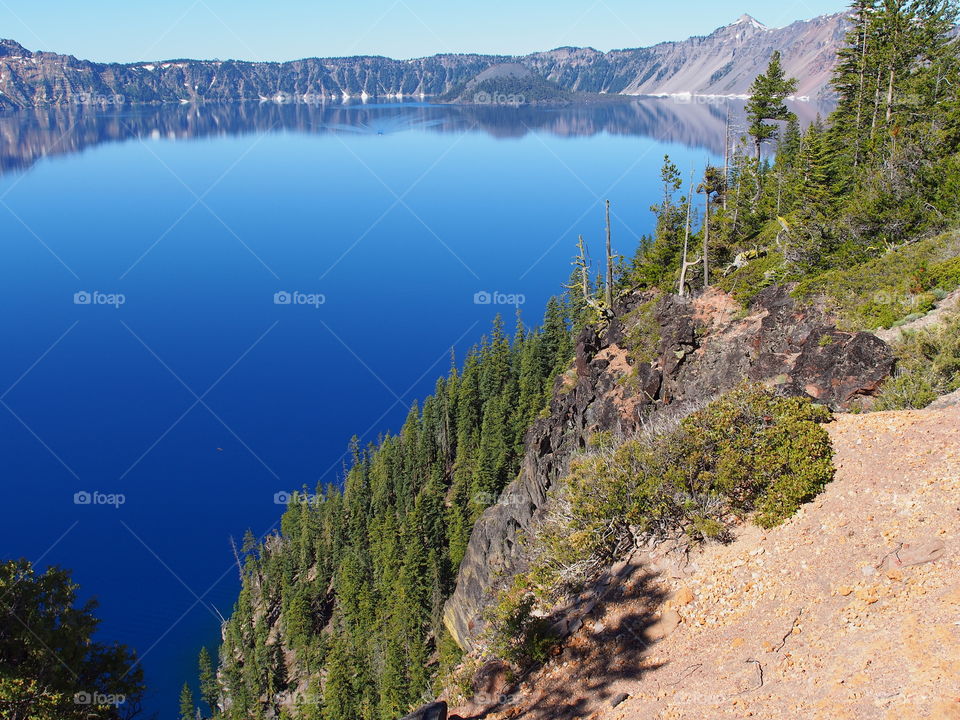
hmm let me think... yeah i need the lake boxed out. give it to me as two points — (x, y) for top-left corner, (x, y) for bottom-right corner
(0, 97), (819, 718)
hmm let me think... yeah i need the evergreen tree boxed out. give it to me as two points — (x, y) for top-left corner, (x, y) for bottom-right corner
(0, 560), (145, 720)
(746, 51), (799, 159)
(179, 683), (195, 720)
(198, 646), (218, 716)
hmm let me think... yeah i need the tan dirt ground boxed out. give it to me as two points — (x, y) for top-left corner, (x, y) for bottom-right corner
(455, 404), (960, 720)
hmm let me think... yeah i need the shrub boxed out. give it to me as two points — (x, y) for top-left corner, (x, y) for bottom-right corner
(792, 230), (960, 330)
(716, 249), (786, 305)
(493, 385), (834, 643)
(875, 311), (960, 410)
(622, 297), (662, 365)
(483, 578), (558, 668)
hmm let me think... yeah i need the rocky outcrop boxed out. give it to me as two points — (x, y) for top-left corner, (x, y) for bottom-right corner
(0, 13), (849, 111)
(442, 286), (894, 651)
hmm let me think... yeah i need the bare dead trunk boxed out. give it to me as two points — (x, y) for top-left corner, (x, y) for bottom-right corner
(678, 171), (695, 296)
(703, 194), (710, 288)
(604, 200), (613, 309)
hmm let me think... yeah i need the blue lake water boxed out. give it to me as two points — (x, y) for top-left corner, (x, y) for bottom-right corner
(0, 98), (813, 718)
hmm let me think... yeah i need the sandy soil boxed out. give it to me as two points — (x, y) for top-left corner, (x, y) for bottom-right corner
(455, 403), (960, 720)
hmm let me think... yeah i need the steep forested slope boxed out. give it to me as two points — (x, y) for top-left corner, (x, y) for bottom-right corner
(184, 2), (960, 719)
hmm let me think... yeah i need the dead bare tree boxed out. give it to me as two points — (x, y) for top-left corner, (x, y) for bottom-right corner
(604, 199), (614, 309)
(229, 535), (243, 582)
(567, 234), (606, 315)
(678, 170), (700, 297)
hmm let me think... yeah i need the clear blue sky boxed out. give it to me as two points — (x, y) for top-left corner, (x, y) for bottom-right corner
(1, 0), (844, 62)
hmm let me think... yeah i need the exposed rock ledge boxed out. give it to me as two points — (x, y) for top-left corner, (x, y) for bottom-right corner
(442, 286), (894, 651)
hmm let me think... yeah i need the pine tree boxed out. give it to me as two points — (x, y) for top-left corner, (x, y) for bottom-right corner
(322, 636), (357, 720)
(746, 51), (799, 159)
(198, 646), (218, 716)
(179, 682), (195, 720)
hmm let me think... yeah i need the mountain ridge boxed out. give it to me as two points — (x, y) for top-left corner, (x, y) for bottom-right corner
(0, 12), (849, 110)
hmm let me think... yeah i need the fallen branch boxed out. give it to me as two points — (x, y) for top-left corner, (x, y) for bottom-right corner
(745, 659), (764, 690)
(667, 663), (703, 686)
(773, 608), (803, 653)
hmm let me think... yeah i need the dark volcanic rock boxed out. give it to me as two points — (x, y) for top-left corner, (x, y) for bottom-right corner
(442, 286), (893, 651)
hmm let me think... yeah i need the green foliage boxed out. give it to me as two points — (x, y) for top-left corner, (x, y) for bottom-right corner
(213, 307), (575, 720)
(622, 296), (662, 365)
(875, 310), (960, 409)
(198, 646), (218, 715)
(510, 386), (833, 615)
(692, 1), (960, 300)
(484, 579), (558, 668)
(715, 247), (784, 305)
(179, 683), (195, 720)
(0, 560), (145, 720)
(746, 51), (799, 158)
(467, 73), (570, 103)
(792, 230), (960, 329)
(628, 155), (690, 288)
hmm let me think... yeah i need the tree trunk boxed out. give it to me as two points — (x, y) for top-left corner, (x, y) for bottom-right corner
(678, 172), (695, 296)
(703, 195), (710, 288)
(853, 11), (868, 167)
(870, 66), (882, 140)
(723, 109), (730, 211)
(886, 67), (895, 125)
(604, 200), (613, 309)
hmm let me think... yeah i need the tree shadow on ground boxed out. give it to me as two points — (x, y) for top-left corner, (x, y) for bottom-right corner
(454, 563), (671, 720)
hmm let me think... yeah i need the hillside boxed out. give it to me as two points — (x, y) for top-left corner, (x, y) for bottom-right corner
(171, 4), (960, 720)
(448, 400), (960, 720)
(0, 12), (848, 110)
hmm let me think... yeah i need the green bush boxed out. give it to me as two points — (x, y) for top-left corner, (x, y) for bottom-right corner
(484, 579), (558, 668)
(622, 297), (662, 365)
(875, 311), (960, 410)
(792, 230), (960, 330)
(716, 249), (786, 305)
(493, 385), (834, 647)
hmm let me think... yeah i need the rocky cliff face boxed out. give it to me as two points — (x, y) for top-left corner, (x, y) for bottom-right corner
(0, 13), (849, 110)
(442, 286), (894, 651)
(524, 13), (848, 100)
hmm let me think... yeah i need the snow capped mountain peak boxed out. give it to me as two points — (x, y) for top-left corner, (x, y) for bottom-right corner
(732, 14), (770, 31)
